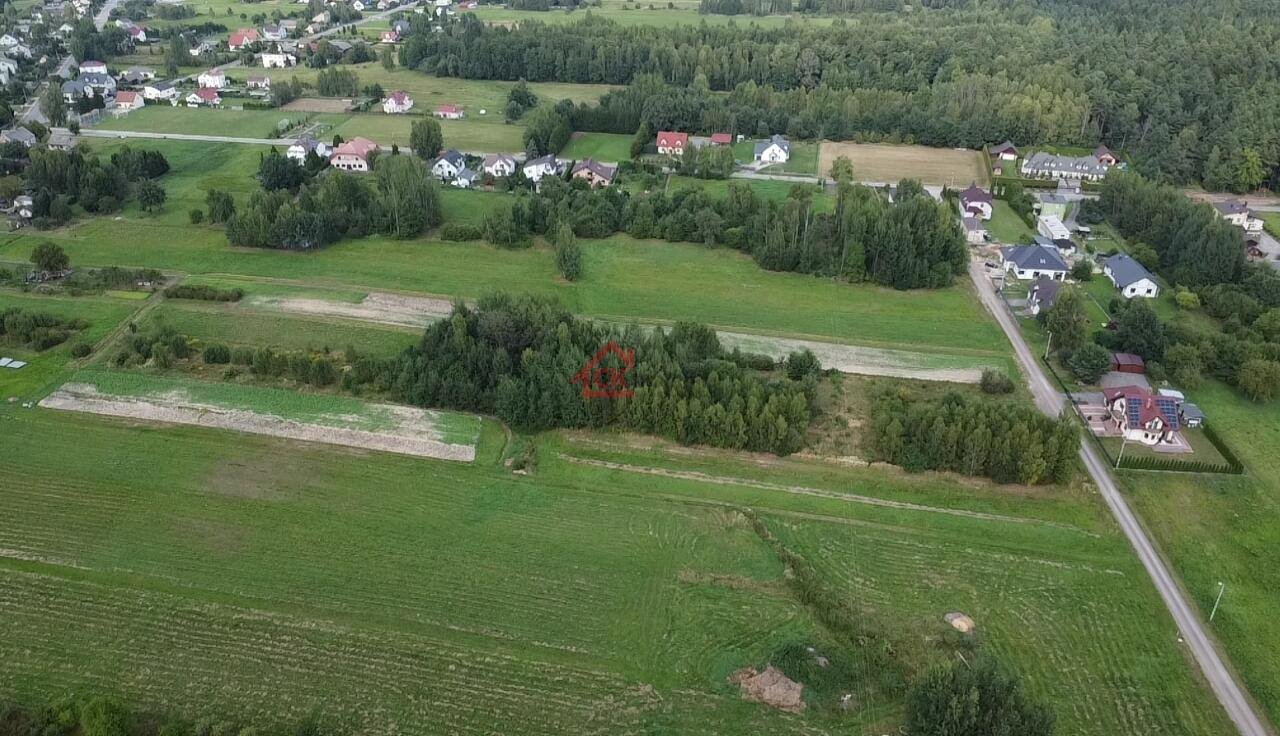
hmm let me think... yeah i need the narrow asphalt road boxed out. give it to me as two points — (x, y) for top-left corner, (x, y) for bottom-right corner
(968, 260), (1272, 736)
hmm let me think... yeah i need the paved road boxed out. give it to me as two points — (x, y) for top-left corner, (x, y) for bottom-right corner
(308, 0), (421, 39)
(78, 129), (296, 145)
(94, 0), (121, 30)
(968, 260), (1272, 736)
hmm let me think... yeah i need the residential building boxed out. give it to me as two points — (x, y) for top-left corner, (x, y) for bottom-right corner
(1021, 151), (1110, 181)
(753, 134), (790, 164)
(61, 79), (90, 101)
(228, 28), (260, 50)
(570, 158), (617, 187)
(113, 90), (144, 111)
(962, 216), (987, 245)
(1037, 214), (1071, 241)
(247, 75), (270, 90)
(126, 25), (147, 43)
(1213, 199), (1264, 232)
(958, 184), (993, 220)
(432, 149), (465, 179)
(262, 23), (287, 41)
(186, 88), (221, 106)
(1000, 244), (1069, 281)
(329, 137), (378, 172)
(286, 135), (331, 162)
(452, 167), (479, 188)
(0, 126), (36, 147)
(1037, 192), (1070, 219)
(988, 140), (1018, 161)
(655, 131), (688, 156)
(79, 72), (116, 96)
(522, 154), (562, 183)
(197, 68), (226, 88)
(46, 128), (74, 150)
(481, 153), (516, 178)
(380, 30), (400, 43)
(710, 132), (732, 146)
(260, 52), (295, 68)
(383, 90), (414, 114)
(1103, 253), (1159, 299)
(79, 59), (107, 74)
(392, 19), (411, 34)
(1093, 144), (1118, 167)
(1027, 276), (1061, 316)
(142, 80), (178, 101)
(1052, 238), (1077, 257)
(1102, 385), (1180, 446)
(118, 66), (155, 85)
(433, 103), (463, 119)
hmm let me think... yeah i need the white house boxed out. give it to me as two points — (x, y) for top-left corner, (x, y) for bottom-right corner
(113, 90), (145, 112)
(481, 153), (516, 178)
(1036, 214), (1071, 241)
(988, 140), (1018, 162)
(260, 52), (295, 68)
(1103, 386), (1180, 446)
(186, 88), (221, 106)
(79, 59), (107, 74)
(1021, 151), (1110, 181)
(1103, 253), (1159, 299)
(329, 137), (378, 172)
(228, 28), (260, 50)
(655, 130), (687, 156)
(197, 68), (226, 89)
(452, 167), (479, 188)
(522, 154), (562, 183)
(433, 104), (463, 119)
(262, 23), (287, 41)
(1000, 244), (1069, 281)
(753, 134), (790, 164)
(287, 135), (331, 162)
(247, 75), (271, 90)
(383, 90), (414, 114)
(1213, 200), (1264, 232)
(432, 149), (465, 179)
(142, 80), (178, 101)
(958, 184), (993, 220)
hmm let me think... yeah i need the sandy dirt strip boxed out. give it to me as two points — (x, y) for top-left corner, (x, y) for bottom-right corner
(254, 292), (984, 383)
(40, 384), (476, 462)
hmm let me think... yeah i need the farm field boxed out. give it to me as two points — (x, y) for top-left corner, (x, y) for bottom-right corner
(819, 142), (988, 187)
(560, 132), (633, 162)
(0, 401), (1236, 735)
(95, 106), (343, 139)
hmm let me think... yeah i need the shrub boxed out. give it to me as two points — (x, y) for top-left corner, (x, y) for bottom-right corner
(980, 368), (1015, 394)
(1070, 260), (1093, 281)
(785, 349), (821, 380)
(439, 222), (483, 241)
(231, 346), (256, 365)
(164, 284), (245, 302)
(189, 209), (205, 224)
(71, 342), (92, 358)
(1067, 342), (1113, 383)
(203, 343), (232, 364)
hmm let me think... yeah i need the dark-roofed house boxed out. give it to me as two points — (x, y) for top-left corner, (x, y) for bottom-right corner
(1093, 144), (1118, 167)
(988, 141), (1018, 161)
(1103, 385), (1179, 445)
(958, 184), (993, 220)
(1180, 402), (1205, 428)
(522, 154), (563, 183)
(0, 126), (36, 147)
(286, 135), (330, 163)
(962, 216), (987, 245)
(754, 134), (790, 164)
(1021, 151), (1110, 181)
(571, 158), (617, 187)
(1028, 276), (1062, 315)
(1000, 244), (1069, 281)
(431, 149), (465, 180)
(1213, 199), (1264, 232)
(482, 153), (516, 178)
(452, 167), (479, 189)
(1103, 253), (1159, 299)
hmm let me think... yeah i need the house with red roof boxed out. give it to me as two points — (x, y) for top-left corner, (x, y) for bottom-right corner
(113, 90), (144, 112)
(433, 104), (463, 120)
(383, 90), (414, 114)
(380, 29), (400, 43)
(656, 131), (688, 156)
(1103, 385), (1180, 446)
(185, 88), (221, 107)
(228, 28), (260, 50)
(710, 132), (732, 145)
(330, 137), (379, 172)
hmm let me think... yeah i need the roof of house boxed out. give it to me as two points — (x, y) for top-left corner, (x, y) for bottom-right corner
(754, 134), (790, 156)
(78, 72), (114, 86)
(571, 158), (617, 182)
(148, 79), (176, 90)
(1214, 199), (1251, 216)
(1093, 144), (1115, 159)
(455, 167), (478, 181)
(989, 140), (1018, 155)
(193, 87), (220, 101)
(436, 149), (465, 168)
(1029, 276), (1062, 308)
(47, 128), (74, 146)
(656, 131), (688, 147)
(1103, 253), (1155, 288)
(1180, 402), (1205, 422)
(1039, 192), (1070, 205)
(1023, 151), (1109, 177)
(1052, 238), (1075, 251)
(332, 136), (377, 159)
(959, 184), (992, 205)
(201, 67), (225, 77)
(229, 28), (260, 45)
(1001, 244), (1069, 271)
(435, 103), (460, 113)
(482, 153), (514, 168)
(524, 154), (559, 169)
(126, 25), (145, 37)
(710, 132), (732, 144)
(1104, 385), (1179, 431)
(962, 216), (985, 233)
(291, 135), (318, 151)
(387, 90), (411, 104)
(1112, 352), (1145, 368)
(61, 79), (85, 95)
(1, 126), (35, 144)
(115, 90), (139, 104)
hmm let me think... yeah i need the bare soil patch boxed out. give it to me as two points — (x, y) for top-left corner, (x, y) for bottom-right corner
(718, 331), (984, 383)
(41, 384), (476, 462)
(251, 292), (455, 328)
(730, 666), (805, 713)
(282, 97), (354, 113)
(819, 141), (988, 186)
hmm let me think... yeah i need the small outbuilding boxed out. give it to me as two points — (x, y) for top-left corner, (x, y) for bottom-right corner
(1111, 352), (1146, 374)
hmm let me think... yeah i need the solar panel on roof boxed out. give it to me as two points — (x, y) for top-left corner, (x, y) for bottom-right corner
(1127, 403), (1140, 428)
(1156, 397), (1180, 430)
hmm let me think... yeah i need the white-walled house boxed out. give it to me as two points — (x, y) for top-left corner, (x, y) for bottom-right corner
(287, 135), (331, 162)
(481, 153), (516, 178)
(142, 80), (178, 101)
(329, 137), (378, 172)
(1103, 386), (1180, 446)
(958, 184), (993, 220)
(197, 68), (226, 88)
(1000, 244), (1069, 281)
(1103, 253), (1159, 299)
(431, 149), (465, 180)
(383, 90), (414, 113)
(522, 154), (562, 183)
(260, 52), (295, 68)
(1213, 199), (1264, 232)
(433, 104), (463, 119)
(753, 134), (790, 164)
(186, 88), (221, 106)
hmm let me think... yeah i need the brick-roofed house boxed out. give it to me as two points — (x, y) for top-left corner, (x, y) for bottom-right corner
(228, 28), (260, 50)
(1103, 253), (1159, 299)
(383, 90), (414, 114)
(710, 132), (732, 145)
(958, 184), (993, 220)
(1103, 385), (1179, 446)
(329, 137), (378, 172)
(656, 131), (688, 156)
(433, 104), (463, 119)
(79, 59), (107, 74)
(571, 158), (617, 187)
(113, 90), (144, 111)
(186, 87), (221, 106)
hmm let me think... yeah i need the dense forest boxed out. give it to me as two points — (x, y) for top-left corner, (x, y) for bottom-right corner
(481, 176), (966, 289)
(403, 0), (1280, 190)
(347, 293), (815, 454)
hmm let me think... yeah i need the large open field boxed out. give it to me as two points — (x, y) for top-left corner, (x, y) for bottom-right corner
(819, 142), (989, 187)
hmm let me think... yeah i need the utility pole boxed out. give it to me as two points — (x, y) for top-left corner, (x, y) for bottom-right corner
(1115, 434), (1128, 469)
(1044, 331), (1053, 361)
(1210, 581), (1226, 622)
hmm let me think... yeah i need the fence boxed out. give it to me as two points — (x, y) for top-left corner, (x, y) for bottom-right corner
(1040, 356), (1244, 475)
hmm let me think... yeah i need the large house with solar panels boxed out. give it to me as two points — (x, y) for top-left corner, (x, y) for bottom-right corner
(1103, 385), (1180, 446)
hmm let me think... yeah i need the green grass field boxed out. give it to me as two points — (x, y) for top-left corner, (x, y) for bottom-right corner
(1260, 211), (1280, 238)
(560, 132), (633, 162)
(0, 401), (1236, 735)
(97, 106), (344, 139)
(986, 201), (1034, 244)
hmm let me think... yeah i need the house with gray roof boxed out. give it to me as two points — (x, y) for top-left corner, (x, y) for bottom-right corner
(1, 126), (36, 147)
(754, 134), (790, 164)
(1000, 244), (1069, 281)
(431, 149), (466, 180)
(1213, 199), (1264, 232)
(1103, 253), (1159, 299)
(1021, 151), (1110, 181)
(1028, 276), (1062, 315)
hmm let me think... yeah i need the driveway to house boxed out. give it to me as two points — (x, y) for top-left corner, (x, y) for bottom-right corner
(968, 257), (1272, 736)
(78, 129), (295, 146)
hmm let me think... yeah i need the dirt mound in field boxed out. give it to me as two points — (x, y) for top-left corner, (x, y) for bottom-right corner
(729, 666), (805, 713)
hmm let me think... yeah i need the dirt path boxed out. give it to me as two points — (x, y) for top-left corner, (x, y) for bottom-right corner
(560, 454), (1089, 532)
(41, 384), (475, 462)
(250, 292), (455, 328)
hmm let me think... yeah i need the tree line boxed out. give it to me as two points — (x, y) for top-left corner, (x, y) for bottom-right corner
(866, 387), (1078, 485)
(346, 293), (815, 455)
(402, 3), (1280, 191)
(481, 175), (966, 289)
(23, 146), (170, 226)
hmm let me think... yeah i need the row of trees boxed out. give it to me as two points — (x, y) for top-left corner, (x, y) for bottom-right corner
(347, 293), (815, 455)
(404, 5), (1280, 190)
(224, 154), (442, 249)
(481, 176), (965, 289)
(866, 388), (1078, 485)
